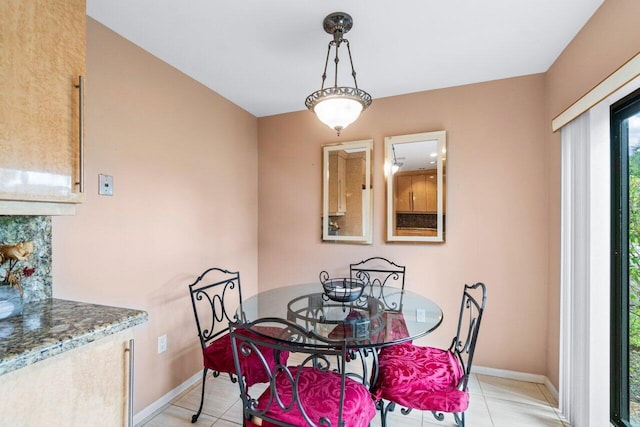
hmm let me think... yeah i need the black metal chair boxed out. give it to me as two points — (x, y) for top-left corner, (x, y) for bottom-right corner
(188, 267), (243, 422)
(189, 267), (289, 423)
(230, 317), (377, 427)
(372, 282), (487, 427)
(349, 257), (406, 311)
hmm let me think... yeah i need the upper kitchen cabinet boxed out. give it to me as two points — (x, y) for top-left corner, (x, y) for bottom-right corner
(328, 151), (347, 216)
(395, 172), (439, 213)
(0, 0), (86, 215)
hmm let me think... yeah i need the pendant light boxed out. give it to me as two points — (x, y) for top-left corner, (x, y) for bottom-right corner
(391, 145), (403, 174)
(305, 12), (372, 136)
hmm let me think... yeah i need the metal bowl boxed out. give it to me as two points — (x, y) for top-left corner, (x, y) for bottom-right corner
(321, 278), (365, 303)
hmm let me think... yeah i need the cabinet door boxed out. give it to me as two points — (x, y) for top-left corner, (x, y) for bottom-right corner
(328, 152), (346, 215)
(0, 332), (132, 426)
(337, 154), (346, 213)
(395, 175), (413, 212)
(328, 153), (339, 213)
(411, 174), (428, 212)
(425, 173), (438, 212)
(0, 0), (86, 203)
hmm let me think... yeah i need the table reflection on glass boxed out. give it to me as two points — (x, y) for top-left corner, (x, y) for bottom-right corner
(240, 283), (443, 349)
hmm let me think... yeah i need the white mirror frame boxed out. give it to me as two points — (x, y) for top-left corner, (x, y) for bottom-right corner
(322, 139), (373, 244)
(385, 131), (446, 243)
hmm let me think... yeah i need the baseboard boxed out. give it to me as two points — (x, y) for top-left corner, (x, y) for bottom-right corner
(472, 365), (559, 400)
(133, 370), (202, 426)
(543, 376), (559, 401)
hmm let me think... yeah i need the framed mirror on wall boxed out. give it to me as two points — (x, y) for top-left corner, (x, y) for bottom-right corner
(322, 139), (373, 244)
(385, 131), (446, 243)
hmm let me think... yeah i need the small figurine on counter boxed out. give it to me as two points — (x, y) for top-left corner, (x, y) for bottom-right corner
(0, 241), (35, 296)
(0, 241), (34, 263)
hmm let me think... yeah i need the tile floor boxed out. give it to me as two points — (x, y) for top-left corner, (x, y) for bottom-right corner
(138, 369), (570, 427)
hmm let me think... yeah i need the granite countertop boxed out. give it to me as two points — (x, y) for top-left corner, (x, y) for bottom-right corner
(0, 298), (148, 376)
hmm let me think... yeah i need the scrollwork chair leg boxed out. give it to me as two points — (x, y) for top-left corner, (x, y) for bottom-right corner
(192, 368), (209, 423)
(377, 400), (396, 427)
(400, 407), (413, 416)
(454, 411), (465, 427)
(431, 411), (445, 422)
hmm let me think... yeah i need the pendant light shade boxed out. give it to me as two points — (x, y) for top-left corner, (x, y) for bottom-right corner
(305, 12), (371, 136)
(313, 95), (363, 132)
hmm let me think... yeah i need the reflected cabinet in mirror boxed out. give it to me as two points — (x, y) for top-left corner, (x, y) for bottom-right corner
(322, 139), (373, 244)
(385, 131), (446, 242)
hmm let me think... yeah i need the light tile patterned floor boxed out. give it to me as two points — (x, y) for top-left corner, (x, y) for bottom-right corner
(138, 371), (570, 427)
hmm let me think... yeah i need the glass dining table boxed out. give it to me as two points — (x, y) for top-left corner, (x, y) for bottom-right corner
(240, 282), (442, 351)
(238, 282), (442, 388)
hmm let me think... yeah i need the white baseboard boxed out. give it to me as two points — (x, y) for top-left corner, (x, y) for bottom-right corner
(133, 370), (202, 426)
(472, 365), (559, 401)
(543, 377), (559, 401)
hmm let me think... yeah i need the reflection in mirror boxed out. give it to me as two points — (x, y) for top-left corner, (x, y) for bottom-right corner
(385, 131), (446, 242)
(322, 139), (373, 244)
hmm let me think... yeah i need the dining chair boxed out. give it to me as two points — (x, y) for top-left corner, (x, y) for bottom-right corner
(188, 267), (288, 423)
(371, 282), (487, 427)
(230, 317), (377, 427)
(349, 257), (406, 311)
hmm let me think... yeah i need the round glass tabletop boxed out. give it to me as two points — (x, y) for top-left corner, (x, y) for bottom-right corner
(240, 282), (443, 349)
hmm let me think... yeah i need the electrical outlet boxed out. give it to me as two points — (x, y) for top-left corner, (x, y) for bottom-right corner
(157, 334), (167, 354)
(98, 174), (114, 196)
(416, 308), (426, 323)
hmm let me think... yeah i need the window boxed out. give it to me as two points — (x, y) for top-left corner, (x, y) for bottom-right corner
(611, 87), (640, 426)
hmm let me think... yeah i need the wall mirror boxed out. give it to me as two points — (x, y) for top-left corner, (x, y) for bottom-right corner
(322, 139), (373, 244)
(385, 131), (446, 243)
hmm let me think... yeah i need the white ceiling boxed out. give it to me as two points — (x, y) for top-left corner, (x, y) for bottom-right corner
(87, 0), (604, 118)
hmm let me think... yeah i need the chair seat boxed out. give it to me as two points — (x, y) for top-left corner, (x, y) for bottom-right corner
(203, 326), (288, 387)
(372, 343), (469, 413)
(370, 311), (411, 344)
(258, 366), (376, 427)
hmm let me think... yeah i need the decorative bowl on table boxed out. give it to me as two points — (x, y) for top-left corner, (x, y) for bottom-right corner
(319, 271), (366, 303)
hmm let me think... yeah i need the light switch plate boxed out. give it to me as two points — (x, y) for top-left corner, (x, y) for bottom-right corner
(99, 174), (113, 196)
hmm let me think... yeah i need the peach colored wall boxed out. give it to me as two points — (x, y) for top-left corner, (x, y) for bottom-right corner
(51, 19), (259, 412)
(544, 0), (640, 388)
(258, 75), (549, 374)
(44, 0), (640, 412)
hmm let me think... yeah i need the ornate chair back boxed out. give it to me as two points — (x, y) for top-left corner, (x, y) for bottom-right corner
(230, 318), (376, 427)
(349, 257), (406, 310)
(189, 267), (243, 350)
(450, 282), (487, 391)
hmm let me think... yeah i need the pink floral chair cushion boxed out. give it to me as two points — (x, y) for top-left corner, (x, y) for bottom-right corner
(204, 327), (289, 387)
(369, 311), (411, 344)
(372, 343), (469, 413)
(258, 366), (376, 427)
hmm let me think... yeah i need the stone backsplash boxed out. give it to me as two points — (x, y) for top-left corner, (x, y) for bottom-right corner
(0, 216), (52, 302)
(396, 213), (445, 229)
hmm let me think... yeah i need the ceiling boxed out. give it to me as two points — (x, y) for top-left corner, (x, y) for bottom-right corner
(87, 0), (605, 118)
(393, 138), (441, 173)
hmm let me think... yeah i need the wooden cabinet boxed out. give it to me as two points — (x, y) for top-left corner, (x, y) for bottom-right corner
(0, 0), (86, 212)
(395, 175), (414, 212)
(424, 172), (438, 212)
(328, 151), (347, 215)
(395, 172), (438, 213)
(0, 331), (133, 426)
